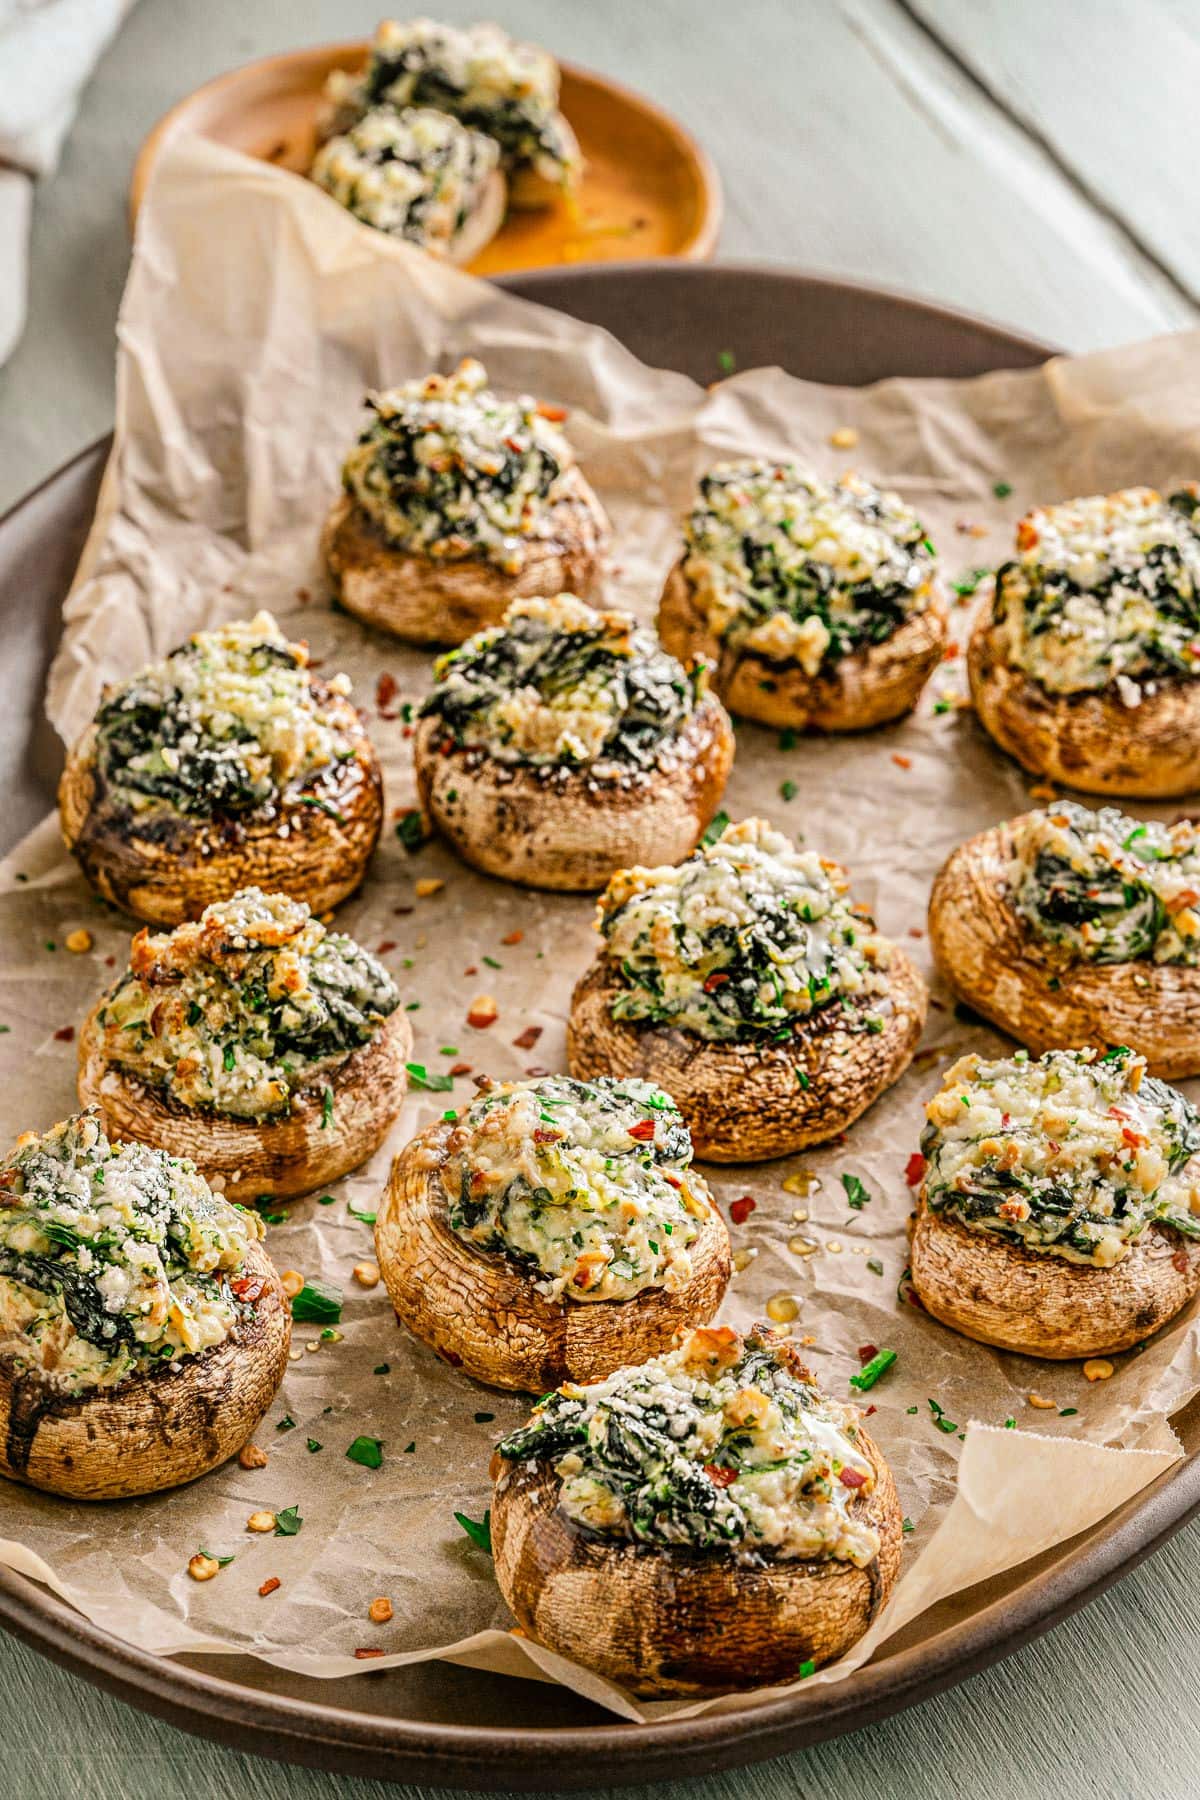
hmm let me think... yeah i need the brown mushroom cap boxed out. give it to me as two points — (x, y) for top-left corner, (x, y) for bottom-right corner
(910, 1201), (1200, 1359)
(445, 167), (507, 262)
(77, 1005), (412, 1203)
(657, 558), (946, 732)
(413, 693), (734, 893)
(374, 1118), (732, 1391)
(321, 465), (610, 647)
(0, 1239), (291, 1500)
(929, 818), (1200, 1079)
(567, 950), (927, 1163)
(491, 1423), (902, 1696)
(967, 613), (1200, 798)
(58, 685), (383, 927)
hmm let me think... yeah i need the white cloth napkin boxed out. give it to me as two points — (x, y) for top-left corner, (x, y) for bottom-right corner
(0, 0), (137, 363)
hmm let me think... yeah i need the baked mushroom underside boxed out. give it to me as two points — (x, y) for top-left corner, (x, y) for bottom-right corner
(77, 1007), (413, 1202)
(413, 695), (735, 892)
(929, 825), (1200, 1079)
(375, 1127), (732, 1391)
(491, 1428), (902, 1696)
(657, 561), (945, 731)
(566, 951), (928, 1162)
(0, 1240), (291, 1499)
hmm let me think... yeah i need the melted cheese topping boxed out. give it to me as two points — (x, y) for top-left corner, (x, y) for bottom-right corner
(1008, 801), (1200, 965)
(421, 593), (702, 768)
(322, 16), (579, 188)
(683, 461), (935, 670)
(0, 1110), (262, 1393)
(498, 1325), (879, 1565)
(921, 1046), (1200, 1265)
(95, 888), (400, 1121)
(598, 816), (892, 1041)
(311, 106), (499, 249)
(441, 1075), (711, 1303)
(341, 358), (573, 572)
(91, 612), (355, 818)
(993, 486), (1200, 696)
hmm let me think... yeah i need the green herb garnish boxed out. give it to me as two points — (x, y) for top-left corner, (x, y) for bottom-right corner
(346, 1435), (384, 1470)
(454, 1509), (493, 1554)
(290, 1279), (343, 1324)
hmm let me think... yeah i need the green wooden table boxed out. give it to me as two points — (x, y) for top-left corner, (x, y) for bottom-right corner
(2, 3), (1198, 1794)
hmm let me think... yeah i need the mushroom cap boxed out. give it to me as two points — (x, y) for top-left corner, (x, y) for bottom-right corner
(374, 1118), (732, 1391)
(58, 686), (383, 927)
(929, 818), (1200, 1079)
(967, 614), (1200, 798)
(0, 1239), (291, 1499)
(413, 693), (734, 892)
(77, 1004), (412, 1203)
(445, 167), (508, 262)
(657, 558), (945, 732)
(491, 1422), (902, 1696)
(567, 950), (927, 1163)
(321, 465), (610, 647)
(910, 1201), (1200, 1359)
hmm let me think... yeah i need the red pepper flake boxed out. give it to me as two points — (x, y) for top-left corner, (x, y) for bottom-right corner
(857, 1343), (878, 1363)
(393, 906), (414, 917)
(703, 1463), (738, 1488)
(663, 1172), (682, 1189)
(501, 930), (524, 946)
(53, 1026), (75, 1043)
(863, 1404), (877, 1417)
(354, 1648), (385, 1660)
(464, 965), (478, 977)
(536, 402), (568, 422)
(105, 955), (116, 968)
(702, 971), (730, 992)
(891, 753), (912, 770)
(1121, 1127), (1144, 1149)
(532, 1128), (562, 1144)
(402, 724), (414, 738)
(295, 586), (311, 603)
(839, 1467), (868, 1490)
(512, 1025), (543, 1050)
(628, 1119), (656, 1142)
(503, 436), (523, 454)
(449, 1062), (472, 1077)
(729, 1196), (756, 1225)
(907, 926), (924, 939)
(1174, 1249), (1191, 1274)
(942, 641), (959, 661)
(466, 997), (498, 1029)
(376, 940), (398, 955)
(376, 672), (398, 714)
(259, 1577), (281, 1597)
(904, 1152), (926, 1187)
(230, 1275), (266, 1303)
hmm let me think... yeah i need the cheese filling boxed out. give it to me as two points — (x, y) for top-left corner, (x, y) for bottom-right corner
(441, 1075), (711, 1303)
(1008, 801), (1200, 966)
(95, 888), (400, 1122)
(90, 612), (355, 818)
(321, 16), (579, 189)
(683, 461), (935, 671)
(421, 593), (704, 769)
(0, 1110), (263, 1393)
(993, 485), (1200, 696)
(311, 105), (499, 249)
(498, 1325), (880, 1565)
(921, 1046), (1200, 1266)
(598, 816), (892, 1041)
(341, 358), (572, 573)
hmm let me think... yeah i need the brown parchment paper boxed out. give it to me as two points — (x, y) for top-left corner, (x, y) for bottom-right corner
(4, 130), (1200, 1722)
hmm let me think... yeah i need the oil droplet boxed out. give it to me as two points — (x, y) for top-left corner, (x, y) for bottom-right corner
(766, 1292), (800, 1322)
(783, 1170), (820, 1196)
(789, 1235), (818, 1257)
(791, 1207), (810, 1224)
(826, 1239), (844, 1254)
(733, 1247), (758, 1272)
(849, 1243), (868, 1256)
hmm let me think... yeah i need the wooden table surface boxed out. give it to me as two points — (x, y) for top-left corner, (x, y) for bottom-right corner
(2, 2), (1198, 1795)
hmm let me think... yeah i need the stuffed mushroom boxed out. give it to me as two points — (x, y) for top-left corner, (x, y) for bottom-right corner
(413, 592), (734, 890)
(930, 800), (1200, 1078)
(318, 16), (582, 208)
(310, 105), (506, 261)
(491, 1322), (902, 1695)
(58, 612), (382, 927)
(568, 817), (926, 1162)
(969, 484), (1200, 796)
(657, 462), (945, 732)
(910, 1045), (1200, 1359)
(0, 1109), (290, 1499)
(375, 1074), (730, 1391)
(322, 359), (608, 644)
(77, 888), (410, 1202)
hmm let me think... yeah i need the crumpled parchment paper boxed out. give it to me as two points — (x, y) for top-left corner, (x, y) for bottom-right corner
(4, 130), (1200, 1722)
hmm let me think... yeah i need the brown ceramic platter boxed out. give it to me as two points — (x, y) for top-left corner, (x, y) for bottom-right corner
(3, 264), (1198, 1787)
(128, 40), (722, 272)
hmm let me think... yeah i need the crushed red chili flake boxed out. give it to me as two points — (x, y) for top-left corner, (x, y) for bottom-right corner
(501, 930), (524, 946)
(393, 906), (414, 917)
(857, 1343), (878, 1363)
(376, 672), (398, 714)
(53, 1026), (75, 1043)
(467, 1000), (498, 1029)
(464, 965), (479, 977)
(702, 971), (730, 992)
(512, 1025), (543, 1049)
(663, 1172), (682, 1189)
(729, 1196), (756, 1225)
(449, 1062), (472, 1077)
(839, 1467), (868, 1489)
(863, 1404), (877, 1417)
(354, 1648), (385, 1660)
(295, 587), (311, 603)
(536, 402), (568, 422)
(703, 1463), (737, 1488)
(1174, 1249), (1191, 1274)
(105, 955), (116, 967)
(231, 1275), (266, 1303)
(907, 926), (924, 939)
(402, 724), (414, 738)
(376, 940), (398, 955)
(891, 753), (912, 769)
(627, 1119), (655, 1142)
(532, 1128), (562, 1144)
(904, 1152), (927, 1187)
(258, 1576), (281, 1597)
